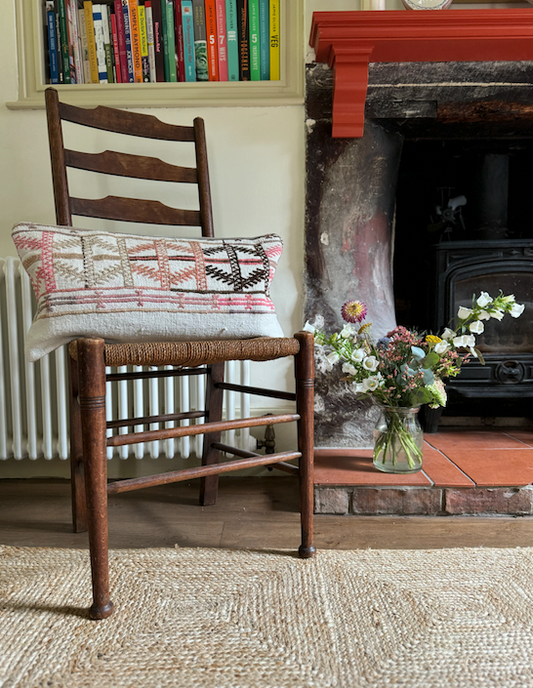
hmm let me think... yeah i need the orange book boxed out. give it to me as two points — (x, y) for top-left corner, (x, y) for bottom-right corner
(204, 0), (218, 81)
(128, 0), (143, 82)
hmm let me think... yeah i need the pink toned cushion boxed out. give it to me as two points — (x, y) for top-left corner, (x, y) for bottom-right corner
(12, 223), (284, 361)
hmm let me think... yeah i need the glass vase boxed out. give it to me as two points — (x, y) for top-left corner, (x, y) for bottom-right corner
(373, 406), (423, 474)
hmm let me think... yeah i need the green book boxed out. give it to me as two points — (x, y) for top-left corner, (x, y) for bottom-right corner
(165, 0), (177, 81)
(248, 0), (260, 81)
(57, 0), (71, 83)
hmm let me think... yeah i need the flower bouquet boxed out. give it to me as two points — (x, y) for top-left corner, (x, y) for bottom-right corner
(306, 292), (524, 473)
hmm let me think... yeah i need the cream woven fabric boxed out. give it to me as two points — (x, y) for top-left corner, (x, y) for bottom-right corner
(12, 223), (285, 361)
(2, 546), (533, 687)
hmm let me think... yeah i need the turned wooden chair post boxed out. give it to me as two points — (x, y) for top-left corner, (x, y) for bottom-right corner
(295, 331), (316, 559)
(200, 362), (225, 506)
(77, 338), (113, 620)
(68, 354), (87, 533)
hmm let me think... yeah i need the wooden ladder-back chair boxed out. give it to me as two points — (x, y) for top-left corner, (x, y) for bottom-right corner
(44, 87), (315, 620)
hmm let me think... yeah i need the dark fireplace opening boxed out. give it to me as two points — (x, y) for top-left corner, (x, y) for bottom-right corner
(393, 138), (533, 421)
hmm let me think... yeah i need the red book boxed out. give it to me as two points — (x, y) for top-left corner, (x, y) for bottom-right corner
(174, 0), (186, 82)
(110, 12), (121, 82)
(114, 0), (129, 83)
(204, 0), (218, 81)
(150, 0), (165, 81)
(215, 0), (228, 81)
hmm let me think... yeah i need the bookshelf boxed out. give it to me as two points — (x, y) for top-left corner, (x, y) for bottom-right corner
(8, 0), (303, 109)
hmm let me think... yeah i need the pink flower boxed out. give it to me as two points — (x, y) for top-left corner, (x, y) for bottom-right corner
(341, 300), (367, 324)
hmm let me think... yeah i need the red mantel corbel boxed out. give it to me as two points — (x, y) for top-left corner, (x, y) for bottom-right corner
(309, 9), (533, 138)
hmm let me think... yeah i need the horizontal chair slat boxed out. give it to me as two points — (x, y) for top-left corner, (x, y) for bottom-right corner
(107, 410), (206, 430)
(106, 368), (208, 382)
(70, 196), (201, 225)
(211, 442), (300, 475)
(216, 382), (297, 402)
(65, 150), (198, 183)
(106, 413), (300, 447)
(59, 102), (196, 141)
(106, 451), (302, 494)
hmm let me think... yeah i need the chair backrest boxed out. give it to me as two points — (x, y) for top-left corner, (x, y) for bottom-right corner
(44, 87), (214, 237)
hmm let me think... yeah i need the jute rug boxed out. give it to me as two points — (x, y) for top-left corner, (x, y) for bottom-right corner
(2, 546), (533, 688)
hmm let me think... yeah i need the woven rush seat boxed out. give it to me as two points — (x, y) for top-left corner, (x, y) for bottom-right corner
(69, 337), (301, 368)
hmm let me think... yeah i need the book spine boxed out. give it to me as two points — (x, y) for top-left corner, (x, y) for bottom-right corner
(66, 0), (75, 82)
(174, 0), (185, 82)
(83, 1), (99, 82)
(248, 0), (259, 81)
(258, 0), (268, 80)
(160, 0), (168, 80)
(68, 0), (83, 83)
(236, 0), (249, 81)
(164, 0), (177, 81)
(122, 0), (135, 82)
(150, 0), (164, 81)
(145, 1), (157, 82)
(55, 10), (64, 83)
(225, 0), (238, 82)
(181, 0), (195, 81)
(269, 0), (279, 81)
(111, 10), (121, 82)
(78, 8), (91, 83)
(114, 0), (129, 82)
(138, 3), (151, 82)
(57, 0), (71, 83)
(46, 2), (59, 84)
(101, 4), (115, 82)
(205, 0), (218, 81)
(129, 0), (143, 82)
(215, 0), (227, 81)
(92, 4), (108, 82)
(191, 0), (208, 81)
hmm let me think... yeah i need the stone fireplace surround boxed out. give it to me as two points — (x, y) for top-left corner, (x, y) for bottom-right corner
(305, 13), (533, 448)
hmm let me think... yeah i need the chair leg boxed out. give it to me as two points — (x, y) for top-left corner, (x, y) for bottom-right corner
(77, 338), (114, 620)
(199, 361), (224, 506)
(69, 354), (87, 533)
(295, 332), (316, 559)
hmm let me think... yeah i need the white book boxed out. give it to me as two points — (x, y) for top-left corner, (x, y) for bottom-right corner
(92, 4), (108, 83)
(145, 4), (157, 83)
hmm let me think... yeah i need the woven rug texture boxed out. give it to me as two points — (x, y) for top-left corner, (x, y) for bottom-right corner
(1, 545), (533, 688)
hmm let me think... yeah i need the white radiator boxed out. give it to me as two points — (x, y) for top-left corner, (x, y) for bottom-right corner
(0, 257), (251, 461)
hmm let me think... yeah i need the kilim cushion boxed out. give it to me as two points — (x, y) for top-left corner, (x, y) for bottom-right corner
(12, 223), (285, 361)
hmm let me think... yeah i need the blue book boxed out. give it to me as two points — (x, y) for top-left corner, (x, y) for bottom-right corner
(258, 0), (269, 80)
(225, 0), (238, 81)
(46, 2), (59, 84)
(181, 1), (196, 81)
(122, 0), (135, 82)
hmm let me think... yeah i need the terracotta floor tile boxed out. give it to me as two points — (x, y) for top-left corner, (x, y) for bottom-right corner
(502, 429), (533, 448)
(314, 449), (431, 487)
(420, 444), (475, 488)
(424, 430), (528, 452)
(441, 448), (533, 487)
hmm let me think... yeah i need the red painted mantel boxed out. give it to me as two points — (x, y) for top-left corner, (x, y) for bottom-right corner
(309, 9), (533, 138)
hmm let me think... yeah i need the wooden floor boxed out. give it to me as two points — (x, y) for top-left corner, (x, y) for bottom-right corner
(1, 477), (533, 551)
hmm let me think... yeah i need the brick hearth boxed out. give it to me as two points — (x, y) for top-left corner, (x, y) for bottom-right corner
(314, 428), (533, 516)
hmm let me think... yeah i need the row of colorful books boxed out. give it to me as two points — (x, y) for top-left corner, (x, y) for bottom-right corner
(44, 0), (280, 85)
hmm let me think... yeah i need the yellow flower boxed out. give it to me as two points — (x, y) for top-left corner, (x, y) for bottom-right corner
(358, 322), (372, 335)
(425, 335), (442, 345)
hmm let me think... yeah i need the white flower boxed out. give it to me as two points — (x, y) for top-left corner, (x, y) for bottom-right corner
(457, 306), (473, 320)
(326, 351), (340, 366)
(501, 294), (516, 305)
(490, 309), (504, 321)
(469, 320), (484, 334)
(434, 341), (449, 354)
(342, 363), (357, 376)
(477, 310), (490, 321)
(303, 321), (316, 334)
(339, 323), (358, 339)
(476, 291), (493, 308)
(510, 303), (525, 318)
(469, 347), (479, 358)
(352, 382), (365, 393)
(362, 376), (380, 392)
(453, 334), (476, 349)
(351, 348), (365, 363)
(441, 328), (456, 341)
(362, 355), (378, 372)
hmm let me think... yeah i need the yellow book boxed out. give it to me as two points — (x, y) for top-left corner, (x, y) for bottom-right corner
(269, 0), (279, 81)
(138, 4), (150, 81)
(128, 0), (143, 82)
(83, 1), (99, 83)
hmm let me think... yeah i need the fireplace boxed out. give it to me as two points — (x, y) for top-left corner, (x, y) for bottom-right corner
(305, 11), (533, 447)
